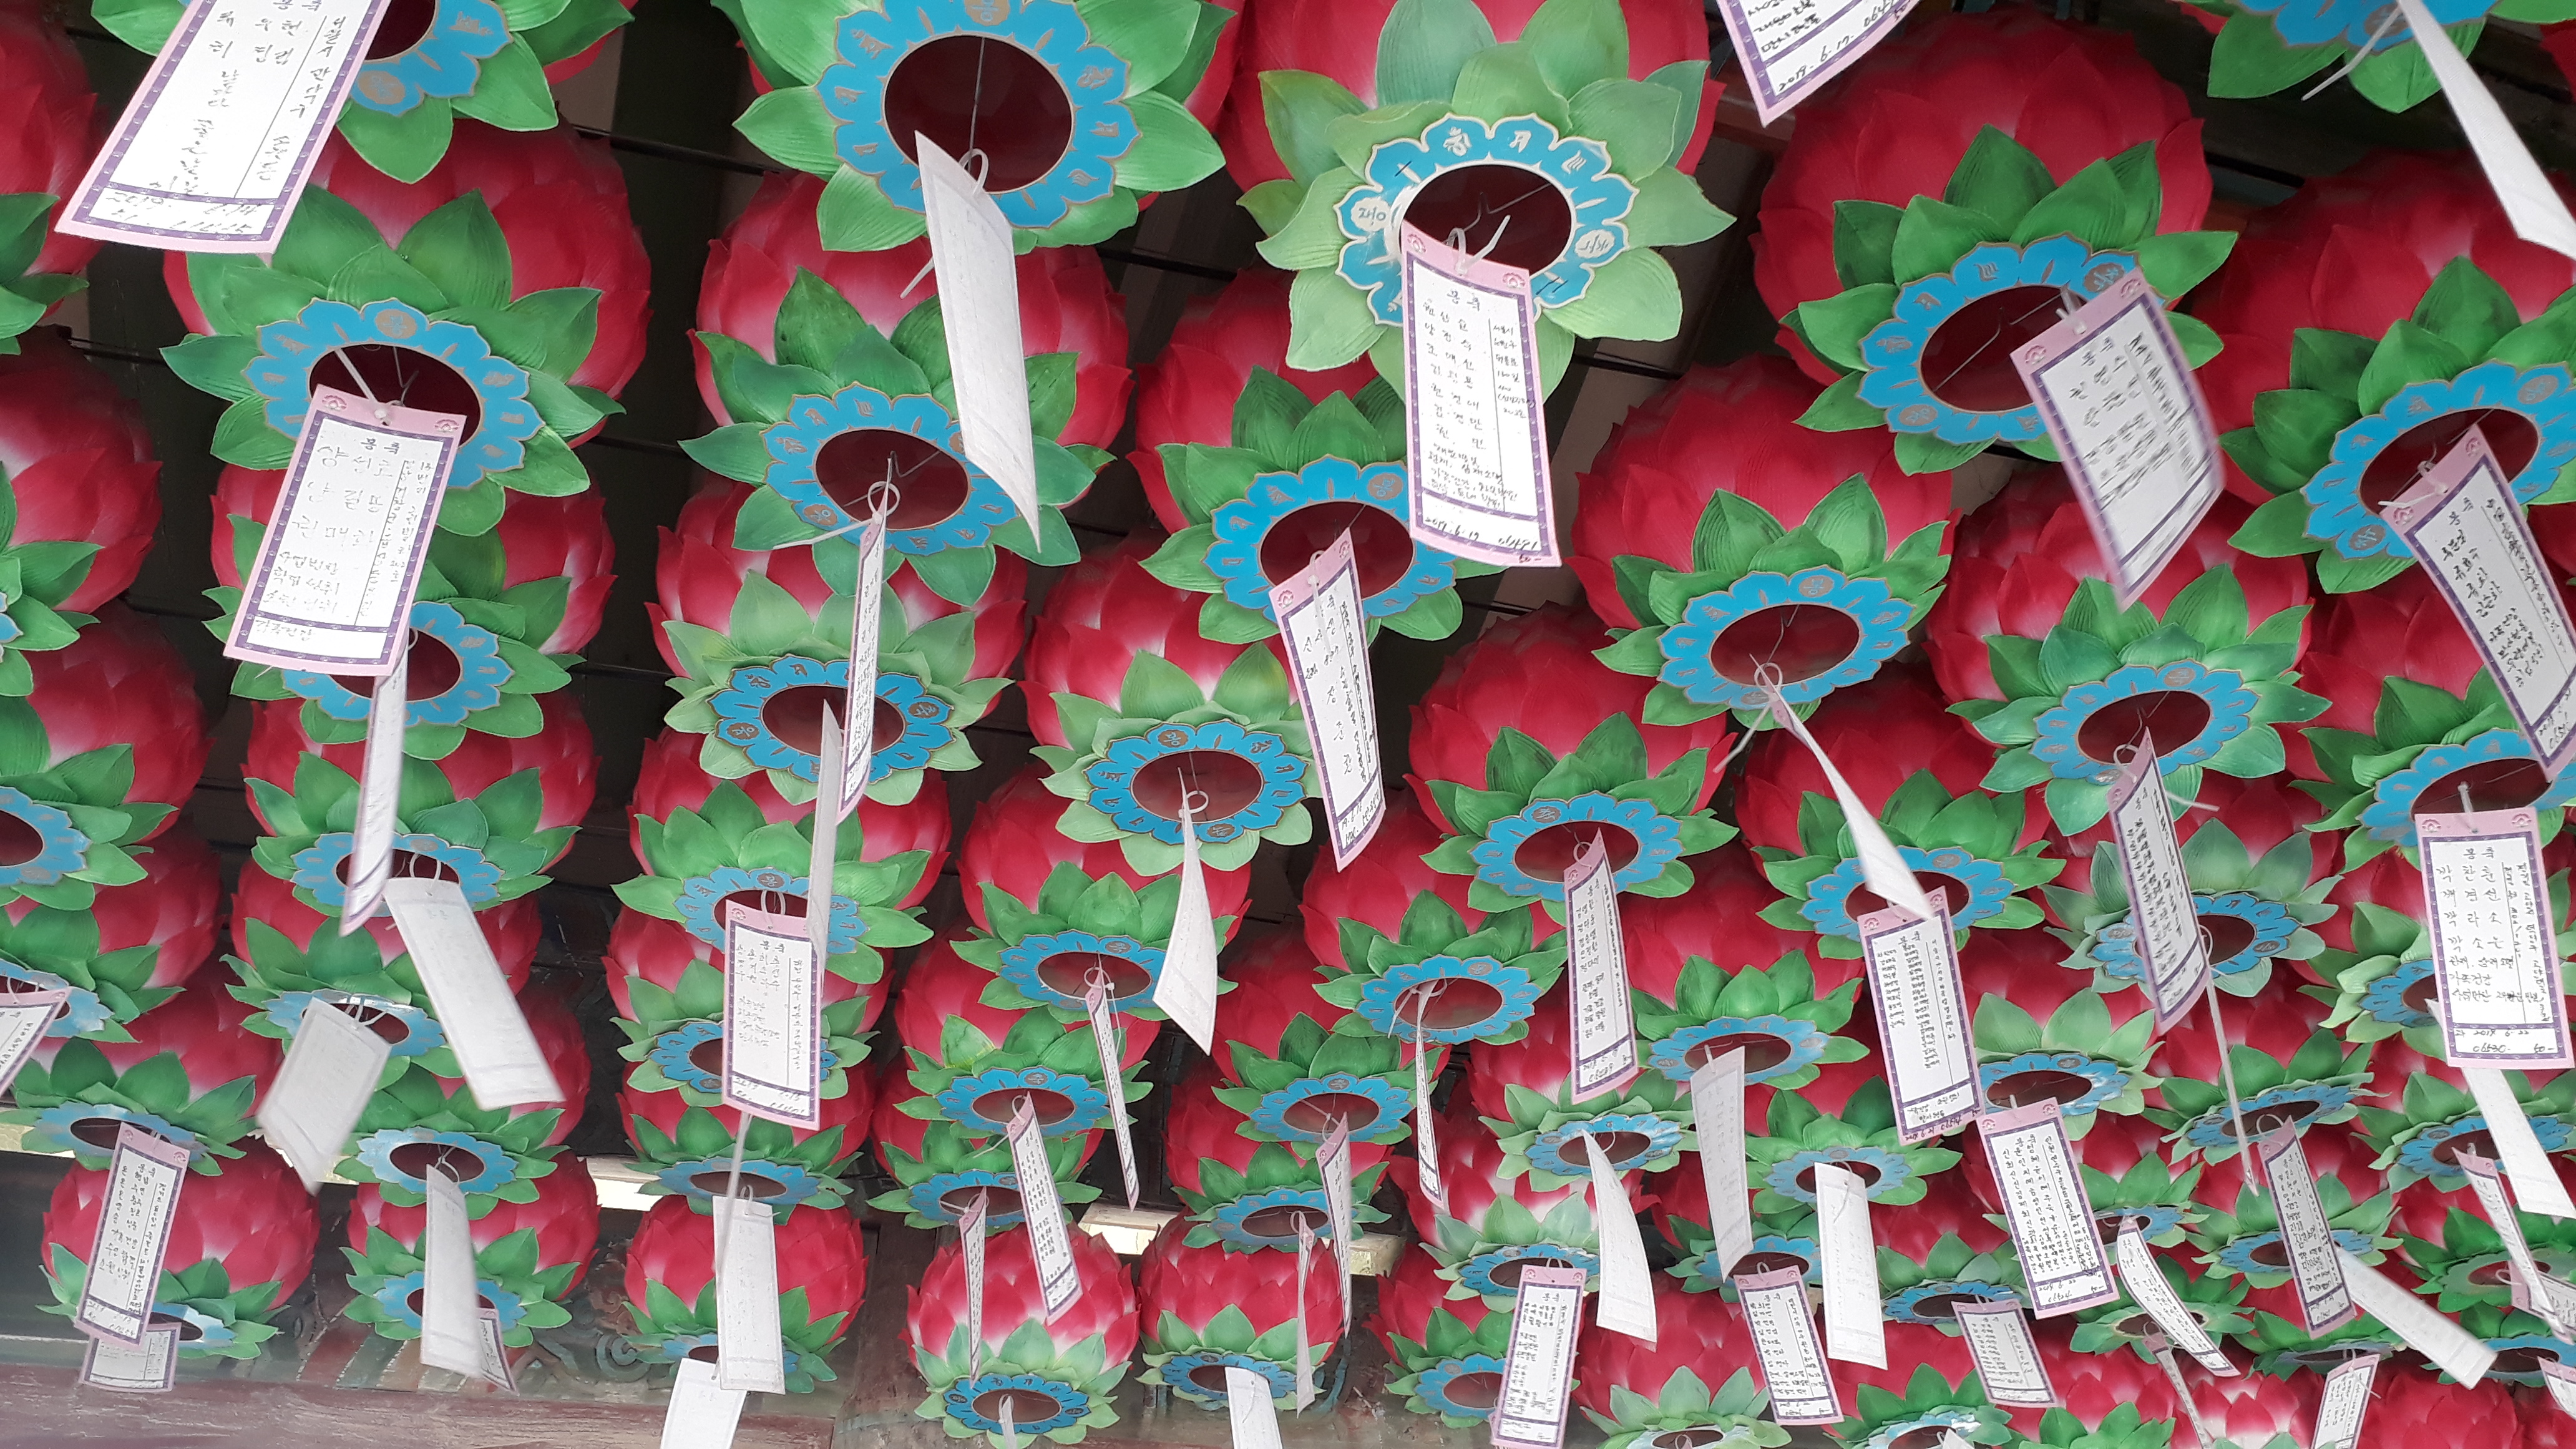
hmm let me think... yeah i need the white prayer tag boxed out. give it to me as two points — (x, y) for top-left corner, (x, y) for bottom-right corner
(661, 1357), (748, 1449)
(1149, 801), (1221, 1056)
(2150, 1341), (2217, 1448)
(2537, 1272), (2576, 1334)
(2385, 430), (2576, 768)
(1584, 1129), (1657, 1344)
(418, 1166), (481, 1378)
(2463, 1151), (2560, 1339)
(225, 390), (458, 672)
(339, 643), (407, 932)
(0, 987), (66, 1099)
(384, 878), (560, 1108)
(1411, 1019), (1446, 1217)
(2545, 1358), (2576, 1420)
(79, 1322), (179, 1393)
(1294, 1222), (1317, 1407)
(2416, 809), (2574, 1068)
(2011, 272), (2223, 609)
(1321, 1121), (1355, 1332)
(2107, 739), (2210, 1029)
(1982, 1101), (2117, 1316)
(1271, 530), (1385, 868)
(1007, 1097), (1081, 1322)
(1085, 980), (1140, 1209)
(1565, 839), (1637, 1101)
(1490, 1264), (1586, 1449)
(723, 902), (822, 1130)
(1398, 224), (1558, 568)
(715, 1196), (787, 1393)
(1734, 1266), (1842, 1424)
(77, 1127), (189, 1345)
(1855, 904), (1976, 1140)
(807, 706), (844, 973)
(1766, 692), (1936, 920)
(61, 0), (390, 250)
(1709, 0), (1915, 124)
(2462, 1066), (2576, 1217)
(916, 137), (1038, 532)
(1226, 1365), (1288, 1449)
(960, 1191), (988, 1377)
(2388, 0), (2576, 259)
(256, 998), (391, 1191)
(2338, 1247), (2496, 1385)
(1814, 1162), (1884, 1368)
(1953, 1299), (2058, 1407)
(2114, 1227), (2234, 1375)
(2311, 1352), (2379, 1449)
(474, 1307), (516, 1393)
(1689, 1050), (1755, 1279)
(839, 517), (888, 819)
(2255, 1128), (2356, 1333)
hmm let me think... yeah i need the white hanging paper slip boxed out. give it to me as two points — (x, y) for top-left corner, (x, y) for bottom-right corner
(1734, 1266), (1842, 1424)
(916, 137), (1039, 532)
(0, 987), (65, 1100)
(661, 1358), (748, 1449)
(1856, 904), (1976, 1140)
(419, 1166), (481, 1379)
(2340, 1247), (2495, 1384)
(1709, 0), (1915, 125)
(255, 998), (391, 1191)
(224, 389), (458, 672)
(1272, 530), (1385, 869)
(474, 1307), (517, 1393)
(2389, 0), (2576, 259)
(385, 877), (559, 1108)
(2011, 271), (2223, 609)
(1321, 1121), (1355, 1332)
(808, 706), (844, 973)
(2107, 739), (2210, 1029)
(1585, 1129), (1657, 1344)
(61, 0), (390, 250)
(1689, 1050), (1755, 1279)
(1954, 1299), (2058, 1407)
(2415, 809), (2574, 1068)
(723, 902), (822, 1129)
(1565, 840), (1637, 1101)
(2152, 1342), (2217, 1448)
(2256, 1128), (2355, 1332)
(79, 1322), (179, 1393)
(2310, 1352), (2379, 1449)
(1982, 1101), (2117, 1315)
(2463, 1066), (2576, 1216)
(960, 1192), (988, 1377)
(839, 519), (888, 819)
(1149, 803), (1220, 1055)
(2459, 1152), (2561, 1336)
(1766, 691), (1935, 920)
(715, 1196), (788, 1393)
(1490, 1264), (1585, 1449)
(77, 1127), (189, 1345)
(1815, 1162), (1884, 1367)
(1007, 1097), (1082, 1322)
(2114, 1228), (2234, 1375)
(339, 647), (407, 932)
(2545, 1359), (2576, 1421)
(1085, 980), (1140, 1209)
(1294, 1223), (1318, 1407)
(1225, 1365), (1287, 1449)
(1399, 224), (1558, 568)
(2385, 430), (2576, 769)
(1411, 1025), (1446, 1217)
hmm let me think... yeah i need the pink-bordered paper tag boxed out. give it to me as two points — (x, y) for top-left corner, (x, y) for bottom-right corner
(2105, 737), (2210, 1030)
(1711, 0), (1917, 125)
(721, 902), (824, 1129)
(2255, 1127), (2357, 1333)
(2310, 1350), (2379, 1449)
(1399, 223), (1558, 568)
(836, 512), (889, 821)
(1855, 902), (1976, 1142)
(79, 1322), (180, 1392)
(1006, 1096), (1083, 1323)
(0, 987), (66, 1100)
(1734, 1265), (1842, 1424)
(1272, 529), (1385, 869)
(2011, 270), (2223, 611)
(224, 387), (459, 675)
(1564, 837), (1638, 1101)
(61, 0), (391, 251)
(1979, 1100), (2118, 1317)
(1954, 1299), (2059, 1407)
(2416, 807), (2574, 1069)
(1490, 1264), (1586, 1449)
(77, 1126), (192, 1346)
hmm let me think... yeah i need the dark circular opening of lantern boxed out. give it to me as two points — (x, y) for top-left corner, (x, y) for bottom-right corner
(1918, 286), (2071, 416)
(331, 998), (415, 1046)
(1483, 1254), (1577, 1292)
(1034, 950), (1153, 1002)
(717, 887), (811, 929)
(1892, 1429), (1963, 1449)
(1188, 1364), (1241, 1393)
(2430, 1127), (2500, 1166)
(1510, 824), (1641, 886)
(1845, 871), (1973, 923)
(366, 0), (437, 58)
(2198, 910), (2258, 963)
(2074, 690), (2215, 765)
(687, 1037), (726, 1077)
(1281, 1091), (1395, 1138)
(389, 1140), (490, 1186)
(1439, 1370), (1505, 1410)
(1130, 749), (1266, 822)
(939, 1184), (1024, 1220)
(1644, 1432), (1735, 1449)
(2358, 409), (2541, 514)
(1730, 1249), (1810, 1277)
(0, 811), (47, 867)
(1561, 1129), (1651, 1169)
(336, 849), (464, 887)
(885, 36), (1075, 195)
(2418, 756), (2554, 816)
(969, 1085), (1077, 1130)
(309, 344), (484, 439)
(1984, 1068), (2097, 1111)
(2209, 1098), (2325, 1140)
(404, 1287), (497, 1317)
(1791, 1159), (1883, 1195)
(761, 683), (907, 763)
(1256, 502), (1418, 599)
(1401, 165), (1574, 276)
(816, 429), (976, 532)
(146, 1311), (207, 1342)
(1706, 605), (1865, 688)
(331, 628), (463, 705)
(686, 1167), (791, 1199)
(1239, 1204), (1327, 1240)
(972, 1386), (1071, 1425)
(1393, 980), (1509, 1034)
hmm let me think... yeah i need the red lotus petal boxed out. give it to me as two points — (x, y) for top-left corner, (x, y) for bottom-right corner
(350, 1154), (601, 1287)
(1138, 1216), (1343, 1350)
(627, 726), (949, 910)
(627, 1193), (867, 1337)
(957, 761), (1251, 930)
(245, 688), (595, 837)
(1023, 534), (1285, 746)
(1735, 661), (1995, 853)
(909, 1216), (1134, 1357)
(231, 862), (541, 993)
(20, 605), (205, 830)
(0, 0), (100, 276)
(17, 823), (220, 996)
(27, 985), (277, 1100)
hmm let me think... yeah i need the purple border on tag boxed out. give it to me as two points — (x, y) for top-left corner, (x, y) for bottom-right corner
(225, 388), (461, 674)
(2255, 1128), (2358, 1333)
(79, 1322), (180, 1393)
(1400, 225), (1559, 568)
(2416, 808), (2575, 1068)
(720, 902), (824, 1129)
(2384, 429), (2576, 779)
(1272, 530), (1385, 870)
(2313, 1352), (2380, 1449)
(65, 0), (393, 250)
(1979, 1100), (2119, 1315)
(2106, 739), (2209, 1030)
(1490, 1264), (1586, 1449)
(1953, 1299), (2059, 1406)
(1713, 0), (1917, 125)
(1854, 902), (1976, 1141)
(0, 987), (66, 1098)
(77, 1126), (193, 1345)
(2013, 272), (2222, 611)
(1565, 841), (1638, 1101)
(1732, 1266), (1842, 1423)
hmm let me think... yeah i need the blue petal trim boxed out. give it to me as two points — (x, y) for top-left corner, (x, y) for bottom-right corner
(1084, 720), (1305, 845)
(942, 1372), (1090, 1433)
(1352, 954), (1543, 1045)
(935, 1065), (1113, 1136)
(0, 957), (108, 1037)
(670, 864), (866, 954)
(354, 1128), (516, 1195)
(756, 384), (1021, 554)
(1657, 568), (1912, 710)
(0, 787), (90, 888)
(1206, 459), (1455, 620)
(1245, 1071), (1412, 1145)
(1800, 846), (2016, 938)
(243, 301), (539, 490)
(291, 833), (505, 910)
(348, 0), (513, 112)
(995, 929), (1164, 1015)
(1470, 794), (1684, 902)
(1857, 240), (2137, 444)
(2029, 661), (2257, 782)
(2359, 728), (2576, 847)
(281, 601), (512, 727)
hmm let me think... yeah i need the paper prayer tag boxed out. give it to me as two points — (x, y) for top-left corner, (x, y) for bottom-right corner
(2256, 1128), (2356, 1334)
(2459, 1151), (2562, 1336)
(0, 987), (66, 1100)
(715, 1196), (788, 1393)
(2150, 1339), (2218, 1449)
(2461, 1066), (2576, 1218)
(385, 878), (560, 1110)
(916, 137), (1039, 532)
(2544, 1358), (2576, 1421)
(1398, 225), (1558, 568)
(2388, 0), (2576, 259)
(2415, 809), (2575, 1070)
(1765, 690), (1937, 921)
(1982, 1101), (2117, 1316)
(961, 1191), (988, 1378)
(808, 705), (845, 975)
(1226, 1365), (1288, 1449)
(225, 389), (459, 674)
(1321, 1121), (1355, 1333)
(1953, 1299), (2058, 1407)
(1815, 1162), (1885, 1368)
(838, 516), (889, 821)
(255, 998), (392, 1191)
(2107, 737), (2211, 1030)
(2339, 1247), (2497, 1385)
(1490, 1264), (1586, 1449)
(1085, 979), (1140, 1209)
(1689, 1049), (1755, 1281)
(341, 639), (408, 932)
(2114, 1227), (2235, 1375)
(1149, 798), (1221, 1056)
(1271, 530), (1385, 869)
(1855, 904), (1976, 1142)
(2011, 271), (2223, 610)
(723, 902), (824, 1130)
(1733, 1266), (1842, 1425)
(1007, 1096), (1082, 1322)
(1564, 837), (1638, 1102)
(2310, 1351), (2379, 1449)
(1585, 1129), (1657, 1345)
(1709, 0), (1915, 124)
(79, 1322), (180, 1393)
(661, 1357), (749, 1449)
(1411, 1011), (1447, 1217)
(62, 0), (393, 250)
(419, 1164), (481, 1379)
(77, 1126), (190, 1346)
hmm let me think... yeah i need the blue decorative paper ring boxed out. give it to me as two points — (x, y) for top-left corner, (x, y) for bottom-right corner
(2029, 660), (2256, 781)
(1413, 1354), (1510, 1420)
(1657, 568), (1912, 710)
(1206, 459), (1456, 621)
(26, 1103), (200, 1164)
(2306, 361), (2576, 559)
(354, 1127), (517, 1195)
(2238, 0), (2498, 53)
(2399, 1111), (2576, 1186)
(1883, 1279), (2021, 1327)
(1858, 240), (2137, 445)
(291, 832), (505, 912)
(2359, 728), (2576, 846)
(1859, 1409), (1988, 1449)
(638, 1329), (827, 1386)
(1247, 1071), (1412, 1145)
(348, 0), (512, 112)
(711, 655), (953, 784)
(651, 1153), (834, 1208)
(942, 1371), (1090, 1434)
(372, 1271), (527, 1332)
(1470, 793), (1684, 902)
(1163, 1352), (1295, 1406)
(2216, 1228), (2378, 1279)
(905, 1168), (1028, 1229)
(758, 383), (1023, 554)
(282, 601), (512, 727)
(996, 929), (1163, 1014)
(1978, 1051), (2132, 1121)
(671, 865), (866, 954)
(1455, 1245), (1599, 1301)
(1352, 954), (1543, 1045)
(1524, 1112), (1681, 1179)
(1083, 719), (1305, 846)
(936, 1064), (1113, 1137)
(246, 301), (539, 490)
(2358, 959), (2436, 1029)
(0, 957), (107, 1037)
(2094, 890), (2297, 985)
(1801, 846), (2014, 938)
(1205, 1186), (1339, 1252)
(1761, 1144), (1914, 1205)
(270, 991), (445, 1060)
